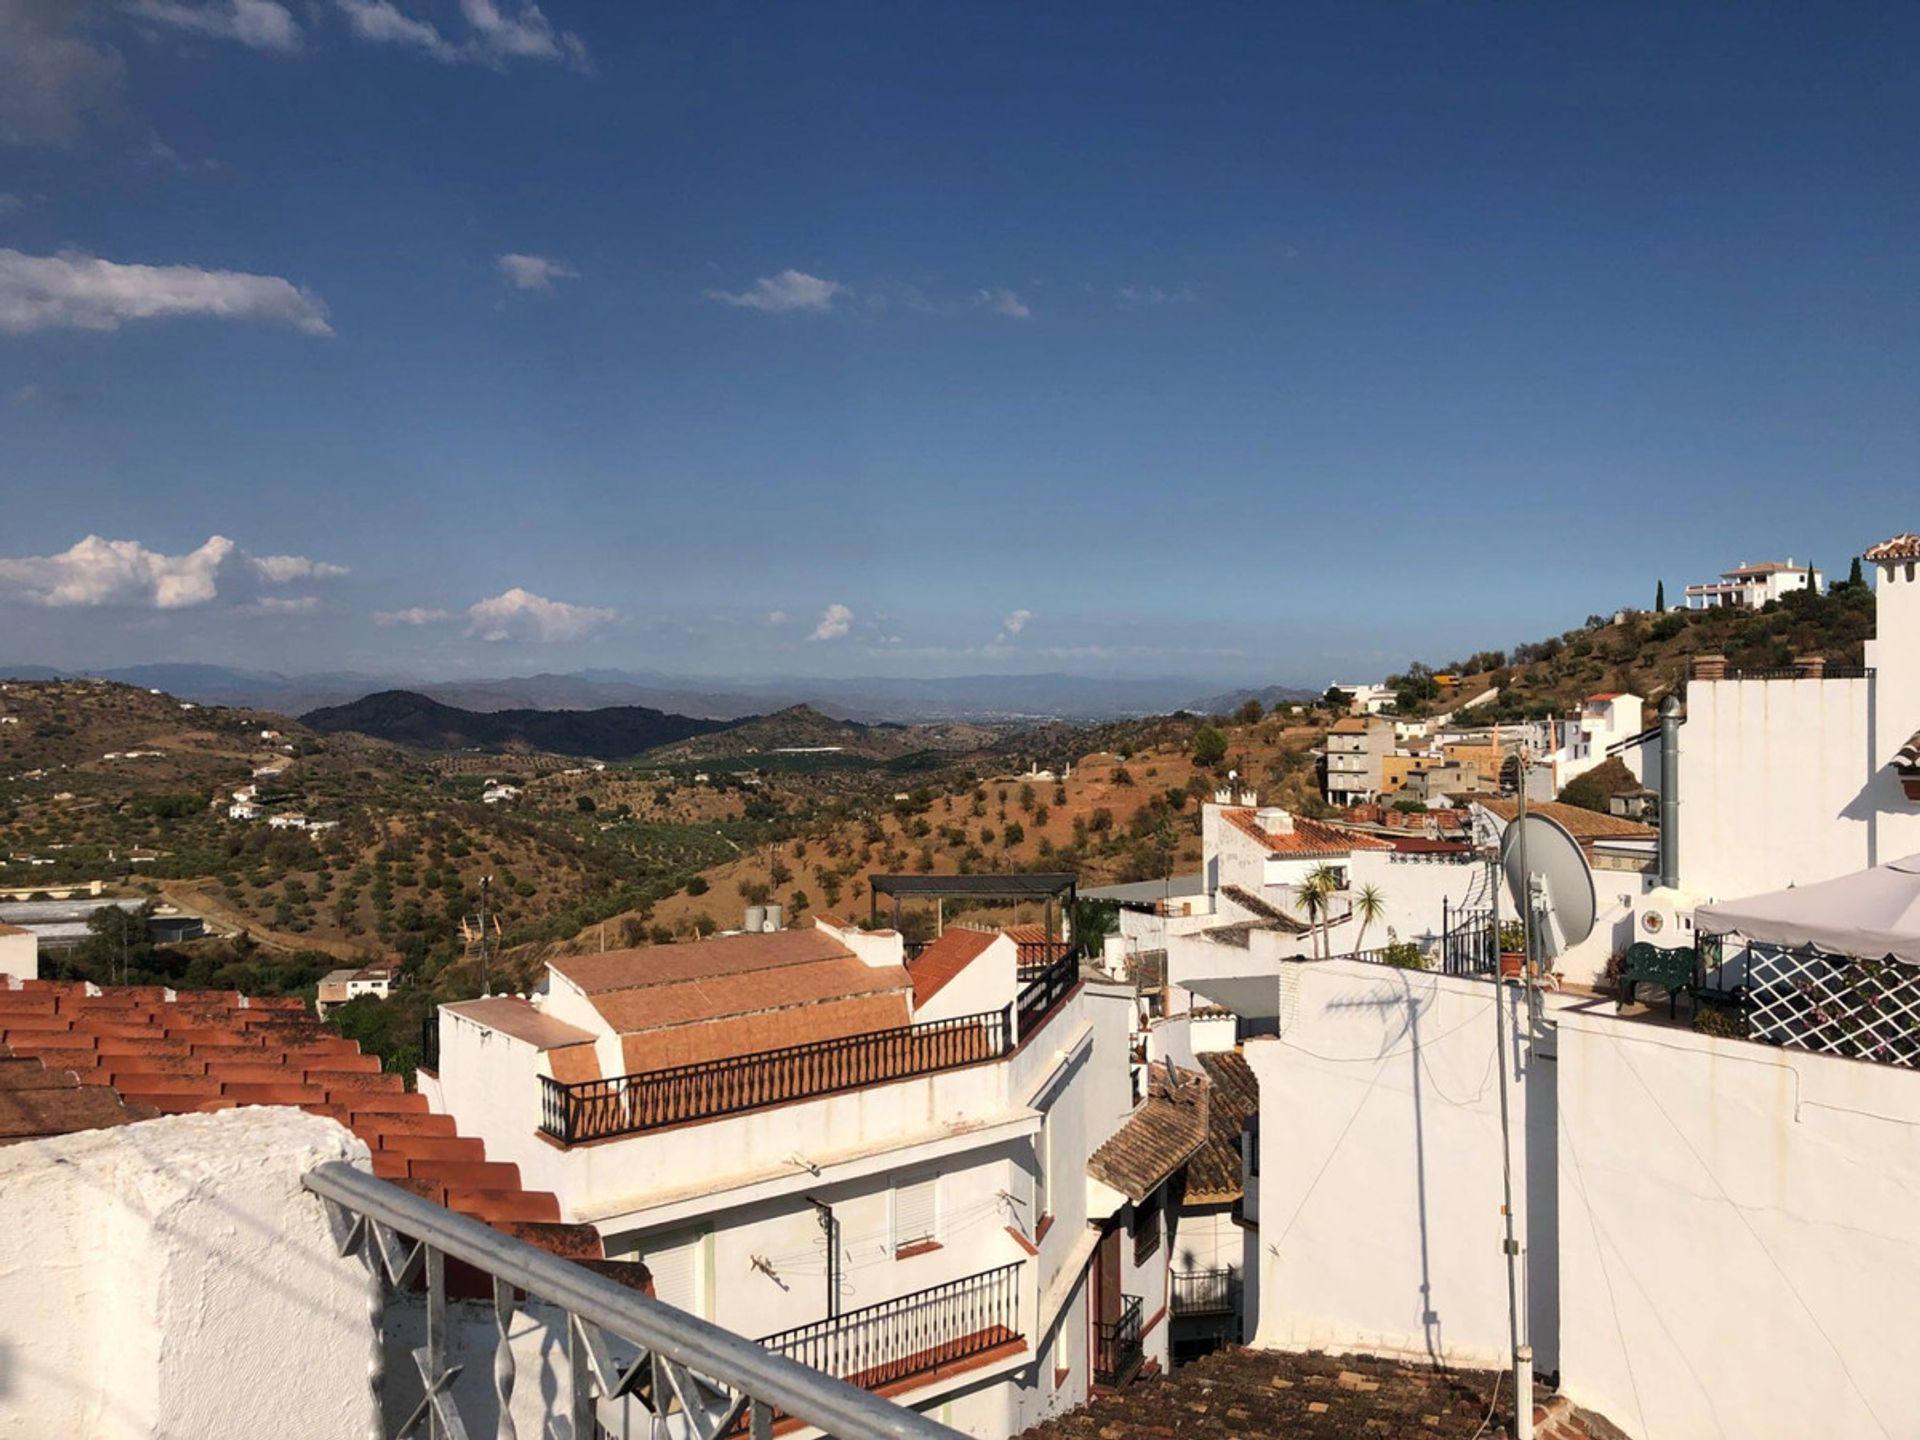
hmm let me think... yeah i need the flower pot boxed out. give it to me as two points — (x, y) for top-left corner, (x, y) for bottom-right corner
(1500, 951), (1526, 979)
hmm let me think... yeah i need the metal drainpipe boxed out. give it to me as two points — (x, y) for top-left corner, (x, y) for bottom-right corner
(1658, 695), (1682, 888)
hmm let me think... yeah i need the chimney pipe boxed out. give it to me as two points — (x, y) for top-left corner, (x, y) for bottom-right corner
(1658, 695), (1681, 888)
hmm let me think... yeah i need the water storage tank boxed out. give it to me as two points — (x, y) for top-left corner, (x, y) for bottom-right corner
(762, 904), (783, 932)
(743, 905), (766, 934)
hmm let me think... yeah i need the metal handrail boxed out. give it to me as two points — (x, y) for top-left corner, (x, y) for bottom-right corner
(757, 1262), (1022, 1390)
(1170, 1267), (1240, 1316)
(1015, 950), (1080, 1035)
(542, 1008), (1012, 1143)
(1093, 1293), (1144, 1387)
(303, 1160), (966, 1440)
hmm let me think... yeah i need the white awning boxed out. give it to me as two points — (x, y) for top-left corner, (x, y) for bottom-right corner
(1695, 854), (1920, 965)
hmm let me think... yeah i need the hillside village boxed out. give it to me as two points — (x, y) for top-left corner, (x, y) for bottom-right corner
(7, 542), (1920, 1440)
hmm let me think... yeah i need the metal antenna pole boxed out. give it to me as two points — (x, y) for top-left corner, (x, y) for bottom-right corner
(478, 874), (492, 996)
(1491, 810), (1532, 1440)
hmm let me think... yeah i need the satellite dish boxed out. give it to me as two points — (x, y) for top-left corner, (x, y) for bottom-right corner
(1499, 813), (1596, 956)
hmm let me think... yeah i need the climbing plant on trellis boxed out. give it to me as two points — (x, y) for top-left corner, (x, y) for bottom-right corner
(1742, 942), (1920, 1068)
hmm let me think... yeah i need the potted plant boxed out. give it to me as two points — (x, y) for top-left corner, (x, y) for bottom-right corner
(1497, 921), (1527, 978)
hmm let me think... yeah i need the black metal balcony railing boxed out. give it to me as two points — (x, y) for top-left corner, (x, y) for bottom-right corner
(1094, 1294), (1145, 1387)
(1170, 1268), (1240, 1317)
(541, 1009), (1010, 1144)
(419, 1013), (440, 1074)
(758, 1263), (1022, 1393)
(1016, 950), (1079, 1036)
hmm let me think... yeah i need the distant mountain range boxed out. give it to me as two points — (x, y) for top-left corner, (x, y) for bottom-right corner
(1, 662), (1317, 723)
(300, 690), (732, 760)
(1185, 683), (1323, 715)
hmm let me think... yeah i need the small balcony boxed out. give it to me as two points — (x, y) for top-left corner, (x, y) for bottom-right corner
(757, 1262), (1023, 1397)
(1093, 1294), (1145, 1387)
(539, 951), (1082, 1143)
(1170, 1267), (1240, 1318)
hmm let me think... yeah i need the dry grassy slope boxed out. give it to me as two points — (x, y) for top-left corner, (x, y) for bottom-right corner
(567, 716), (1324, 948)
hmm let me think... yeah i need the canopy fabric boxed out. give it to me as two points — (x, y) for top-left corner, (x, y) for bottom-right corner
(1695, 854), (1920, 966)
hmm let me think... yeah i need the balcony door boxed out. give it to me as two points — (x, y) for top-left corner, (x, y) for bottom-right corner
(1093, 1222), (1122, 1326)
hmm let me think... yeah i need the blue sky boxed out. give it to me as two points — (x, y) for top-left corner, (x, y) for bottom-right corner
(2, 2), (1916, 686)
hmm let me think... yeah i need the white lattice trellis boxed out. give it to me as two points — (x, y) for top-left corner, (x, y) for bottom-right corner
(1743, 942), (1920, 1068)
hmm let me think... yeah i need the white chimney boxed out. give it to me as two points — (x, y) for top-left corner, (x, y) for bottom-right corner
(1256, 805), (1293, 835)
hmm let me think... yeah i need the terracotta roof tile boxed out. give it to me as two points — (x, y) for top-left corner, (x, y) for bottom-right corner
(618, 992), (911, 1074)
(1866, 534), (1920, 561)
(443, 996), (598, 1050)
(1221, 807), (1392, 855)
(0, 984), (599, 1266)
(549, 928), (855, 994)
(906, 928), (998, 1006)
(589, 954), (910, 1035)
(1476, 798), (1656, 841)
(1087, 1067), (1209, 1204)
(1002, 924), (1069, 968)
(1187, 1051), (1258, 1204)
(547, 1042), (601, 1084)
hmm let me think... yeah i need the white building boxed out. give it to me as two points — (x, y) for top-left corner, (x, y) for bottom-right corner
(267, 812), (308, 830)
(1676, 533), (1920, 901)
(316, 962), (399, 1014)
(1684, 557), (1822, 609)
(1332, 683), (1396, 715)
(0, 922), (37, 982)
(228, 801), (261, 821)
(1544, 691), (1643, 790)
(482, 783), (521, 804)
(422, 916), (1203, 1431)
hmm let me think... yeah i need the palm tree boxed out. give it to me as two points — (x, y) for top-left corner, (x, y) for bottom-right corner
(1294, 864), (1343, 959)
(1352, 883), (1387, 954)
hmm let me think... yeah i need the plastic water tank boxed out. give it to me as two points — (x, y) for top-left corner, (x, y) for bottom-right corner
(743, 905), (766, 934)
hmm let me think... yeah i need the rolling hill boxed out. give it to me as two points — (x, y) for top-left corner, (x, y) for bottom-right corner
(300, 690), (732, 759)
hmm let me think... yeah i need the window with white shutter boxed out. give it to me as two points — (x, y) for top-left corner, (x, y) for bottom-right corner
(640, 1231), (702, 1315)
(893, 1176), (938, 1253)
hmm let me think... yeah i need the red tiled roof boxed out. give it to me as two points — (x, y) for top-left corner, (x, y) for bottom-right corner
(444, 996), (597, 1050)
(1866, 534), (1920, 561)
(1387, 837), (1474, 854)
(1188, 1051), (1257, 1204)
(0, 924), (31, 937)
(1002, 923), (1069, 967)
(550, 928), (857, 993)
(0, 980), (600, 1261)
(1587, 692), (1624, 701)
(1476, 798), (1656, 841)
(907, 928), (998, 1006)
(1221, 807), (1392, 855)
(1087, 1066), (1209, 1204)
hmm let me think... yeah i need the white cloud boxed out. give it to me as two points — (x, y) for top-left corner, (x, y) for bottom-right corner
(248, 553), (349, 583)
(496, 252), (579, 293)
(0, 249), (332, 335)
(466, 587), (615, 643)
(252, 594), (318, 612)
(808, 603), (853, 642)
(705, 270), (845, 314)
(765, 610), (790, 626)
(974, 287), (1030, 319)
(374, 606), (454, 626)
(995, 608), (1033, 644)
(131, 0), (303, 51)
(334, 0), (588, 68)
(0, 534), (235, 608)
(0, 0), (126, 148)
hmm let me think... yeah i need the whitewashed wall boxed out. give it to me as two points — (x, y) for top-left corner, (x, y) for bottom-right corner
(1246, 961), (1537, 1371)
(0, 1110), (373, 1440)
(1343, 850), (1491, 955)
(1554, 1009), (1920, 1440)
(0, 929), (36, 981)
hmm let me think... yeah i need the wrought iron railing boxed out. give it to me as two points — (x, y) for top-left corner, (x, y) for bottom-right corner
(1093, 1293), (1144, 1387)
(541, 1009), (1010, 1143)
(1704, 664), (1873, 681)
(1439, 904), (1499, 977)
(757, 1263), (1022, 1393)
(1170, 1268), (1240, 1317)
(1016, 950), (1080, 1037)
(419, 1013), (439, 1074)
(302, 1161), (964, 1440)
